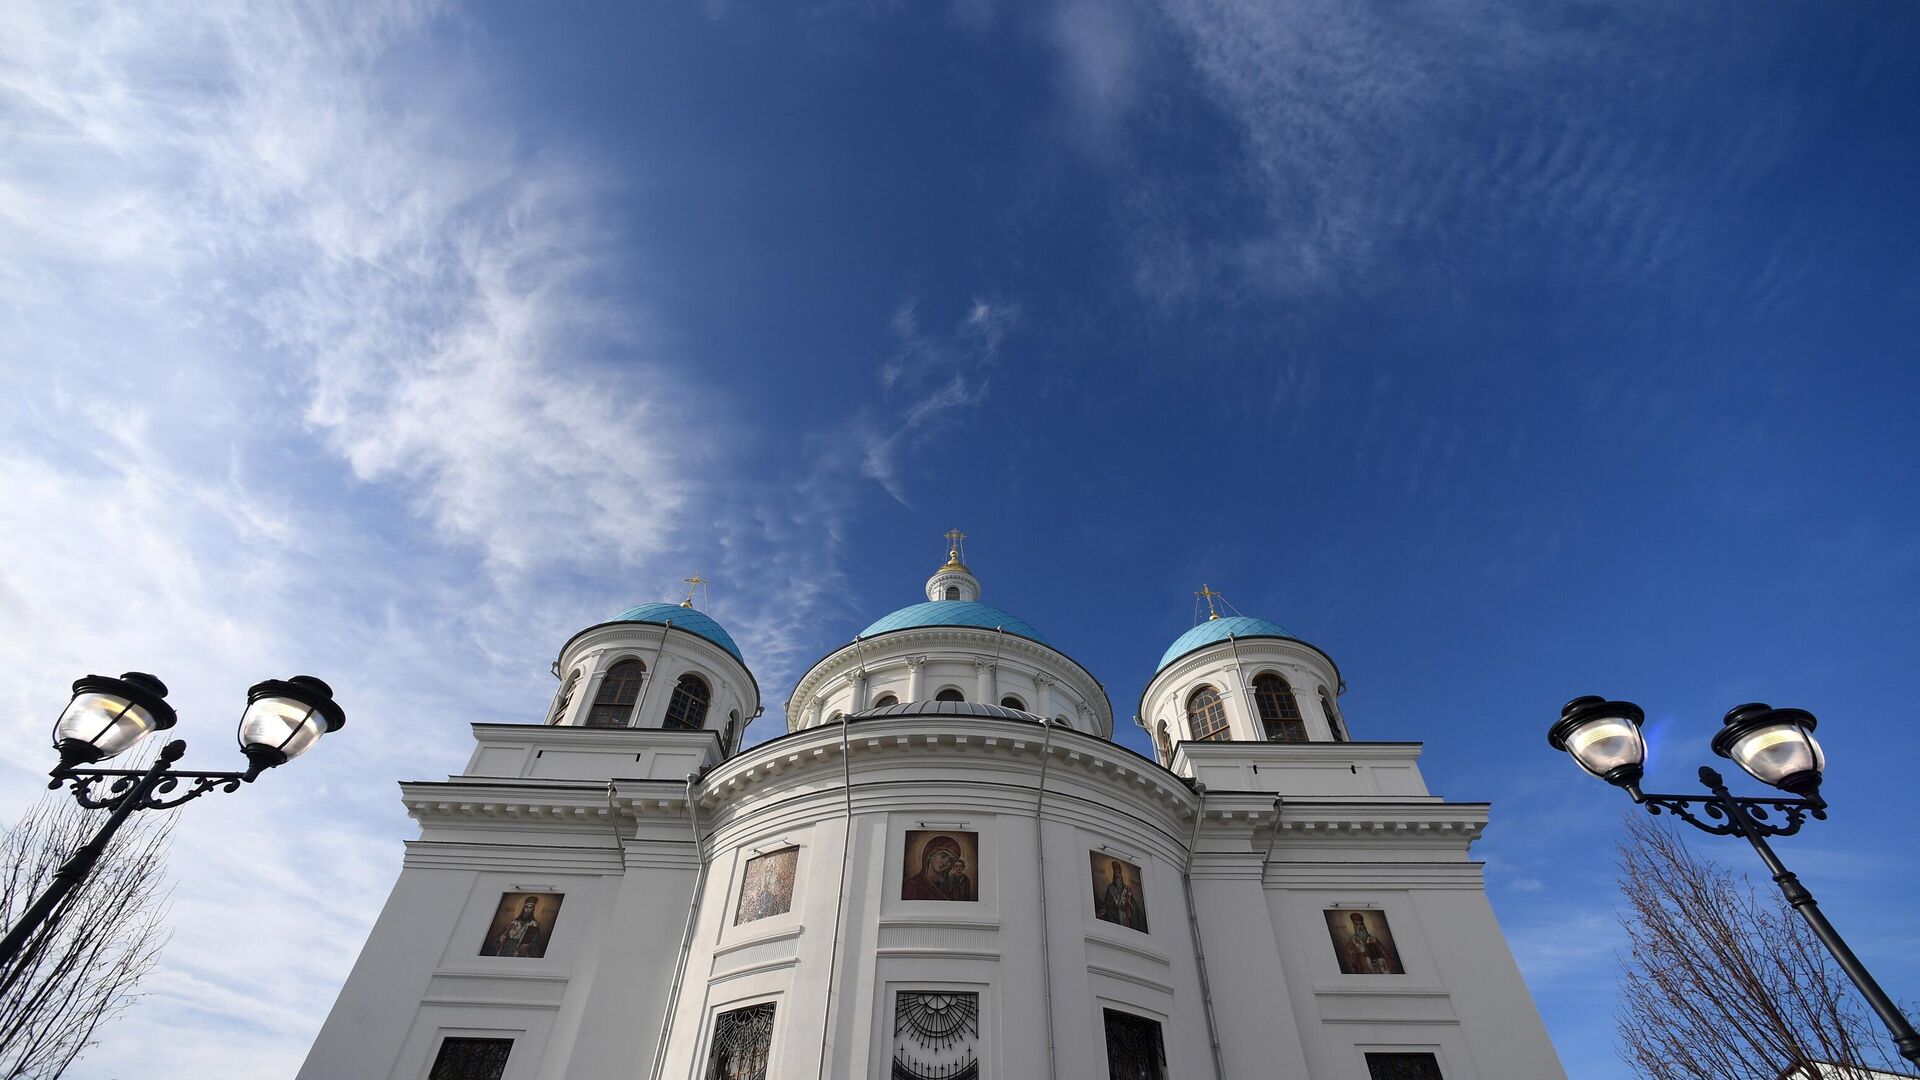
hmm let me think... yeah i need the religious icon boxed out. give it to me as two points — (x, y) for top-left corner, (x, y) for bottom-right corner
(901, 830), (978, 902)
(1089, 851), (1149, 933)
(1324, 908), (1405, 975)
(735, 847), (799, 925)
(479, 891), (563, 958)
(893, 991), (979, 1080)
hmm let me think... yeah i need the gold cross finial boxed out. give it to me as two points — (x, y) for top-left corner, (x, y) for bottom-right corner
(1197, 583), (1223, 621)
(942, 529), (968, 570)
(681, 571), (708, 608)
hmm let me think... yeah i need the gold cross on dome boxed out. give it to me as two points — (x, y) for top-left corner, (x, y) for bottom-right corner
(1196, 583), (1223, 621)
(681, 572), (708, 608)
(942, 528), (967, 567)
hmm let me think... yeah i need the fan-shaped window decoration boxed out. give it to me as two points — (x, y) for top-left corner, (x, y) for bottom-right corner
(1186, 685), (1229, 741)
(705, 1002), (775, 1080)
(585, 659), (645, 727)
(892, 991), (979, 1080)
(945, 586), (960, 600)
(872, 694), (899, 708)
(935, 688), (965, 703)
(1320, 687), (1347, 741)
(1254, 673), (1307, 742)
(665, 674), (711, 730)
(549, 671), (580, 725)
(999, 695), (1025, 711)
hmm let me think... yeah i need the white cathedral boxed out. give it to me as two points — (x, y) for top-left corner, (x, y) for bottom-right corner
(301, 536), (1566, 1080)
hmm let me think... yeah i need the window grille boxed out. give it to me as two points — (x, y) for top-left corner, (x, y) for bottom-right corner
(705, 1003), (775, 1080)
(665, 674), (711, 729)
(428, 1037), (512, 1080)
(1254, 674), (1307, 742)
(585, 659), (645, 727)
(1101, 1009), (1167, 1080)
(1365, 1052), (1444, 1080)
(1186, 685), (1229, 741)
(893, 991), (980, 1080)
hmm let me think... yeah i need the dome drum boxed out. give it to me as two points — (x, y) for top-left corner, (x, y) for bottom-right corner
(1142, 632), (1345, 762)
(551, 607), (759, 752)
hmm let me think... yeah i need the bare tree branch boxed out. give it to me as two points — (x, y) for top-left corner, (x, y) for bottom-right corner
(0, 752), (174, 1080)
(1614, 813), (1904, 1080)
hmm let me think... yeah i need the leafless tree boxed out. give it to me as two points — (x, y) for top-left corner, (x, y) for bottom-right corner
(0, 764), (174, 1079)
(1615, 813), (1907, 1080)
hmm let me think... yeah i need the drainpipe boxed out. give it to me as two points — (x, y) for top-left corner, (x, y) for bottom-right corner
(1181, 783), (1228, 1080)
(633, 620), (674, 728)
(1224, 631), (1254, 738)
(814, 710), (857, 1079)
(1033, 716), (1060, 1080)
(646, 771), (708, 1080)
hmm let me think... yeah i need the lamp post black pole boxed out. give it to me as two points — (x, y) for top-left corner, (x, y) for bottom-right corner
(0, 742), (183, 974)
(1698, 766), (1920, 1066)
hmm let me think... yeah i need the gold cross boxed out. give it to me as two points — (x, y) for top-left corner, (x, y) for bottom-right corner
(681, 572), (707, 608)
(1196, 583), (1223, 621)
(942, 528), (967, 567)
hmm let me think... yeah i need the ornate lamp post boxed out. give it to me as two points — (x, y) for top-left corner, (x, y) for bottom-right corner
(1548, 695), (1920, 1068)
(0, 671), (346, 971)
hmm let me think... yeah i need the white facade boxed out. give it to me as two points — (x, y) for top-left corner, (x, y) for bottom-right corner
(301, 552), (1564, 1080)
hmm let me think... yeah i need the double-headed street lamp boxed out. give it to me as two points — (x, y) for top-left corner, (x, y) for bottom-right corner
(0, 671), (346, 972)
(1548, 695), (1920, 1067)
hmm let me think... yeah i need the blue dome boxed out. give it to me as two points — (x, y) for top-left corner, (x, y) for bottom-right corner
(1156, 616), (1297, 673)
(606, 603), (744, 663)
(858, 600), (1049, 645)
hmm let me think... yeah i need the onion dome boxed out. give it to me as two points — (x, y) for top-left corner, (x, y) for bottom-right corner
(1156, 615), (1298, 674)
(606, 602), (744, 663)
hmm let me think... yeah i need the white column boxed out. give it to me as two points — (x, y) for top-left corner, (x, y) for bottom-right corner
(850, 670), (869, 713)
(974, 658), (994, 702)
(906, 656), (926, 701)
(1034, 674), (1053, 718)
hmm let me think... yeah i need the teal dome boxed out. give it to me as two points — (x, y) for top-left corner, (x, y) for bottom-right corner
(607, 603), (744, 663)
(1156, 616), (1297, 673)
(859, 600), (1049, 645)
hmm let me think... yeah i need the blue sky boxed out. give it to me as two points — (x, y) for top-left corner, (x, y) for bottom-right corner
(2, 1), (1918, 1076)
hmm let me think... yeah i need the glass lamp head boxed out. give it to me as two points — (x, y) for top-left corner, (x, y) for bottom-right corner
(53, 672), (177, 768)
(1711, 703), (1823, 799)
(1548, 695), (1648, 791)
(238, 675), (346, 773)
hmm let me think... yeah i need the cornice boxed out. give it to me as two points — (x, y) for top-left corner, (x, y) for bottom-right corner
(787, 626), (1112, 735)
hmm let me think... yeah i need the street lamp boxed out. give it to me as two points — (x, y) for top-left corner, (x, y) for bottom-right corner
(1548, 695), (1920, 1068)
(0, 671), (346, 973)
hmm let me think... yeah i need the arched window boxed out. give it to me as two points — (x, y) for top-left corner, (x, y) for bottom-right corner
(1156, 721), (1172, 759)
(935, 688), (965, 703)
(999, 695), (1026, 711)
(1254, 673), (1306, 742)
(872, 693), (899, 708)
(1052, 716), (1070, 729)
(549, 670), (580, 725)
(664, 673), (711, 730)
(1320, 687), (1347, 741)
(1186, 685), (1229, 741)
(586, 659), (645, 727)
(945, 586), (960, 600)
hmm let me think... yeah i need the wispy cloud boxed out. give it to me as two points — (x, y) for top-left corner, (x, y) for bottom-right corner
(859, 296), (1020, 504)
(0, 1), (833, 1075)
(1051, 0), (1797, 306)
